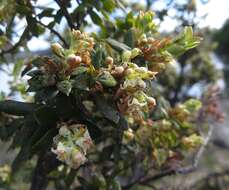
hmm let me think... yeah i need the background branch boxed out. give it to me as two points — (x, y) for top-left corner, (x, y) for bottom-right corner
(36, 19), (69, 48)
(0, 26), (29, 56)
(54, 0), (76, 30)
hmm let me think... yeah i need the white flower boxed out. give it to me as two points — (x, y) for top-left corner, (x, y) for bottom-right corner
(71, 150), (87, 169)
(59, 125), (71, 137)
(52, 123), (93, 169)
(122, 78), (146, 90)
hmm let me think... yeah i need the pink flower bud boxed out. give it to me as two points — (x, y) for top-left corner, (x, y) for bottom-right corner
(67, 54), (82, 65)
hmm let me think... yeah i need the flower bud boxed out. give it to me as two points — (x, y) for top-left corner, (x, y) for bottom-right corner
(51, 43), (64, 57)
(131, 48), (142, 59)
(72, 151), (87, 169)
(67, 54), (82, 65)
(147, 37), (155, 43)
(122, 50), (132, 62)
(105, 56), (114, 65)
(135, 67), (147, 73)
(115, 66), (124, 73)
(88, 37), (94, 44)
(123, 128), (134, 144)
(111, 66), (125, 77)
(182, 134), (203, 149)
(72, 29), (81, 39)
(125, 68), (134, 76)
(147, 97), (156, 108)
(138, 80), (146, 88)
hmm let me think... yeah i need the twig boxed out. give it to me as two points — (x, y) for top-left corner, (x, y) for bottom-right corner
(30, 151), (60, 190)
(0, 26), (29, 56)
(36, 19), (69, 48)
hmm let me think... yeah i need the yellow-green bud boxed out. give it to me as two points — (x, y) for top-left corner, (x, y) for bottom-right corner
(123, 128), (134, 144)
(72, 29), (81, 39)
(51, 43), (64, 57)
(131, 48), (142, 59)
(122, 50), (132, 62)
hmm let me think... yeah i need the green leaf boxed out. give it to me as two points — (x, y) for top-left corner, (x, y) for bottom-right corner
(184, 26), (193, 41)
(97, 71), (117, 87)
(95, 95), (120, 124)
(34, 88), (59, 102)
(183, 99), (202, 112)
(38, 8), (54, 19)
(30, 57), (45, 67)
(166, 27), (201, 57)
(48, 21), (55, 28)
(90, 11), (103, 26)
(124, 29), (135, 48)
(92, 47), (105, 69)
(111, 179), (122, 190)
(12, 60), (24, 80)
(102, 0), (116, 12)
(57, 80), (72, 96)
(65, 169), (77, 187)
(106, 38), (131, 52)
(72, 66), (88, 76)
(166, 44), (186, 57)
(54, 9), (63, 24)
(72, 74), (90, 91)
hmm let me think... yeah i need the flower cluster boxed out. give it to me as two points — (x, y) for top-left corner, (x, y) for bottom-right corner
(24, 11), (204, 169)
(137, 36), (173, 72)
(133, 99), (203, 166)
(50, 30), (95, 77)
(52, 124), (93, 169)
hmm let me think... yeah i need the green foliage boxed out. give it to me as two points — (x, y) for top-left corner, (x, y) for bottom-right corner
(166, 27), (201, 57)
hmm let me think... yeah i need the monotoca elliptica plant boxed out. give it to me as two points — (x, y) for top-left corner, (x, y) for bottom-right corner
(0, 11), (207, 189)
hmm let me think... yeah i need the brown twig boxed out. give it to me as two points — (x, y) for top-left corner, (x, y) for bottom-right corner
(0, 26), (29, 56)
(36, 19), (69, 48)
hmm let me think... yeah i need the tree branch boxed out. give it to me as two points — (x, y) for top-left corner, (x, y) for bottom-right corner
(30, 151), (60, 190)
(0, 26), (29, 56)
(36, 19), (69, 48)
(0, 100), (39, 115)
(54, 0), (76, 30)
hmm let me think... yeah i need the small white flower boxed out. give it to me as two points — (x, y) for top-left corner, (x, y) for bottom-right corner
(59, 125), (71, 137)
(51, 123), (93, 169)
